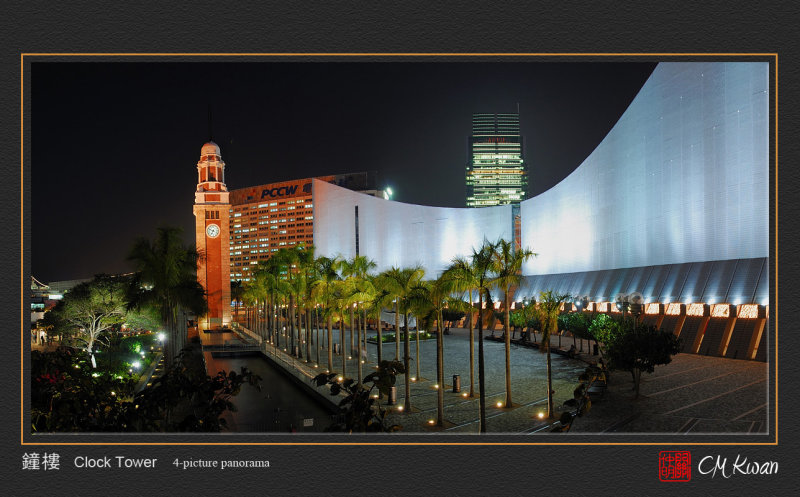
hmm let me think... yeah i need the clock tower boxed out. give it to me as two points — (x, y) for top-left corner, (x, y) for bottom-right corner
(193, 141), (231, 331)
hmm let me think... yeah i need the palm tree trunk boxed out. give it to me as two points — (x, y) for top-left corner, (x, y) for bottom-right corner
(362, 308), (367, 363)
(415, 315), (420, 381)
(377, 308), (383, 363)
(327, 314), (333, 372)
(504, 290), (512, 407)
(306, 308), (312, 362)
(395, 301), (400, 360)
(290, 295), (296, 355)
(478, 290), (486, 433)
(341, 312), (346, 378)
(316, 308), (321, 364)
(349, 307), (355, 358)
(469, 290), (475, 398)
(436, 309), (444, 427)
(297, 307), (303, 358)
(357, 306), (363, 386)
(546, 344), (554, 418)
(403, 310), (411, 412)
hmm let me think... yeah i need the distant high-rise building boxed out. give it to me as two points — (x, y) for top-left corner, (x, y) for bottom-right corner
(466, 113), (527, 208)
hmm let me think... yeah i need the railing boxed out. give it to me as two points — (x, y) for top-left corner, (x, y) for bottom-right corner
(261, 341), (320, 382)
(234, 323), (263, 345)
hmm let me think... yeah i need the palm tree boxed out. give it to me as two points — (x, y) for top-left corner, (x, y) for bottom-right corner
(127, 227), (206, 363)
(534, 290), (570, 418)
(443, 240), (497, 433)
(382, 266), (425, 413)
(368, 283), (392, 363)
(331, 278), (351, 378)
(230, 280), (244, 324)
(273, 247), (302, 356)
(351, 255), (377, 367)
(443, 256), (479, 399)
(409, 275), (455, 427)
(296, 245), (317, 363)
(491, 239), (535, 408)
(312, 256), (340, 372)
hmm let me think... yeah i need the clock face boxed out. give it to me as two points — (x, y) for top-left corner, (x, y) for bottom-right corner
(206, 223), (220, 239)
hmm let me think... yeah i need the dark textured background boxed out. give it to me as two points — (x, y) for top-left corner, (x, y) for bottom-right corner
(3, 0), (798, 495)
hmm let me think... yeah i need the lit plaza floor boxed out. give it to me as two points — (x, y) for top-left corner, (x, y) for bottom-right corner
(257, 326), (768, 435)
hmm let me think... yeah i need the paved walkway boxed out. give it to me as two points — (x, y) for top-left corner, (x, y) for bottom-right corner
(194, 324), (769, 434)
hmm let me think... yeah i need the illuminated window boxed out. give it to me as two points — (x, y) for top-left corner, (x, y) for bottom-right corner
(665, 303), (682, 315)
(686, 303), (705, 316)
(711, 304), (730, 318)
(737, 304), (759, 319)
(645, 303), (661, 315)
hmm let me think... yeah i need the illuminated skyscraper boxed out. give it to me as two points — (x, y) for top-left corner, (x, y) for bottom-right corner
(466, 113), (527, 207)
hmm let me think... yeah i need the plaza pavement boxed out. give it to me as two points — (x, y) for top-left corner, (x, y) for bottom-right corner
(254, 325), (767, 435)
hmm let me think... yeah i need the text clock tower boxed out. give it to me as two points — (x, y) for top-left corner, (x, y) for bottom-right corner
(192, 141), (231, 331)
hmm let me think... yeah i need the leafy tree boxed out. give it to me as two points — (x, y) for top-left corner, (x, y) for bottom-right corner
(123, 306), (162, 334)
(313, 360), (405, 432)
(56, 275), (128, 368)
(559, 311), (591, 351)
(604, 321), (682, 398)
(30, 346), (260, 432)
(31, 346), (135, 431)
(588, 313), (623, 355)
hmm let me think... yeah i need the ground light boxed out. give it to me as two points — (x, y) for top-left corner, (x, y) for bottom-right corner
(538, 412), (545, 419)
(496, 401), (504, 408)
(157, 332), (165, 342)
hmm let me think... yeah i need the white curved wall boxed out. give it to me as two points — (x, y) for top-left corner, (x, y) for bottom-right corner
(521, 62), (769, 275)
(313, 179), (513, 277)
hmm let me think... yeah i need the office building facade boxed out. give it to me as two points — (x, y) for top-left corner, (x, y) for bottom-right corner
(466, 113), (527, 207)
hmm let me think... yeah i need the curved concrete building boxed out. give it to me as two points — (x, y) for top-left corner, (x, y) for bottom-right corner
(312, 62), (769, 360)
(518, 62), (769, 307)
(313, 179), (513, 277)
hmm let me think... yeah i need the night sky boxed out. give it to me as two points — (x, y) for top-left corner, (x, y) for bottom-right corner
(32, 61), (656, 282)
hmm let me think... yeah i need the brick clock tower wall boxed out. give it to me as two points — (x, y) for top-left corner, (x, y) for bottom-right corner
(193, 141), (231, 331)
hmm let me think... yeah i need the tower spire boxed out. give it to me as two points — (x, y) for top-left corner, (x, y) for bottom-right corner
(207, 104), (213, 142)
